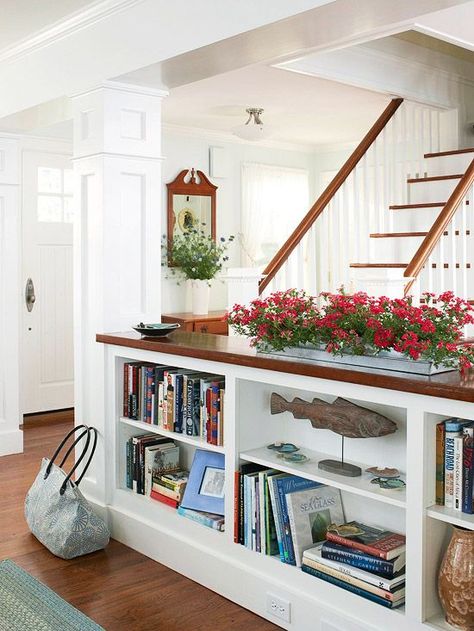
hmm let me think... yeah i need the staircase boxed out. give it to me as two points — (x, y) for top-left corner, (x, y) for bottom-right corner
(351, 149), (474, 299)
(259, 98), (474, 307)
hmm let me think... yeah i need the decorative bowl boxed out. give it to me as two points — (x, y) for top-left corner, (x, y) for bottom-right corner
(132, 322), (180, 337)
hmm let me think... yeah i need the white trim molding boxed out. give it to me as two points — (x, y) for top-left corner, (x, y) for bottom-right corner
(0, 136), (22, 456)
(0, 0), (146, 65)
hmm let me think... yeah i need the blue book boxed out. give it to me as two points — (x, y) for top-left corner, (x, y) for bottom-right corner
(275, 475), (322, 565)
(301, 565), (404, 608)
(321, 542), (405, 578)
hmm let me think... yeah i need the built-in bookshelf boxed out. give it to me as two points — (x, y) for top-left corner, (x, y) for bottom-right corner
(96, 337), (474, 631)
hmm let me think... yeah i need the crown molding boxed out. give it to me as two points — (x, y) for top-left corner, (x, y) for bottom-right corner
(72, 80), (169, 100)
(162, 123), (316, 154)
(0, 0), (145, 64)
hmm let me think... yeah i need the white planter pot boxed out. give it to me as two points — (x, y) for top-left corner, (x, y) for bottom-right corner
(190, 279), (210, 315)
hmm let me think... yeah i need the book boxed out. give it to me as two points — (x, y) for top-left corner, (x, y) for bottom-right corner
(326, 521), (406, 561)
(268, 472), (290, 562)
(303, 556), (405, 602)
(238, 463), (267, 545)
(435, 420), (445, 505)
(143, 440), (176, 495)
(185, 375), (202, 437)
(210, 380), (224, 444)
(321, 541), (406, 577)
(286, 485), (344, 567)
(444, 419), (468, 508)
(453, 435), (464, 511)
(304, 544), (406, 592)
(152, 481), (183, 501)
(301, 565), (405, 609)
(258, 468), (278, 555)
(276, 475), (323, 565)
(177, 506), (225, 531)
(462, 424), (474, 514)
(123, 362), (130, 417)
(150, 489), (178, 508)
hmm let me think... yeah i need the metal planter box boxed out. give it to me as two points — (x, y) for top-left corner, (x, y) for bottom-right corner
(257, 344), (456, 375)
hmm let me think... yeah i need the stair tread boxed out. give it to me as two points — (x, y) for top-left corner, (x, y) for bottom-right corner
(350, 263), (408, 268)
(370, 232), (427, 238)
(407, 174), (463, 183)
(425, 147), (474, 158)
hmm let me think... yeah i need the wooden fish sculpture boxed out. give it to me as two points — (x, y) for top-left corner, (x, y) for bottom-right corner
(270, 393), (397, 439)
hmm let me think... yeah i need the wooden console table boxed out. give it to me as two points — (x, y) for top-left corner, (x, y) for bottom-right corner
(161, 311), (228, 335)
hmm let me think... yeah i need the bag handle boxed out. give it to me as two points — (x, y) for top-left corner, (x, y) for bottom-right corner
(45, 424), (90, 479)
(60, 427), (98, 495)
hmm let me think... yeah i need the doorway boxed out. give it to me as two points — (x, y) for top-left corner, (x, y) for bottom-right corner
(21, 148), (74, 414)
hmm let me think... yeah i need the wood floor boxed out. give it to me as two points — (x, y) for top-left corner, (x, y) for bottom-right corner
(0, 411), (277, 631)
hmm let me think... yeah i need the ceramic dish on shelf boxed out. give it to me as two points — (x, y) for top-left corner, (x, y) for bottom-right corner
(132, 322), (180, 337)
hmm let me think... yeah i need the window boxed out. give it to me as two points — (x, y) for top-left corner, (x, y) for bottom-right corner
(37, 166), (74, 223)
(241, 163), (309, 267)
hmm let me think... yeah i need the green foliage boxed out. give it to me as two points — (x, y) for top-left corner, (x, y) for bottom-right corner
(164, 227), (234, 281)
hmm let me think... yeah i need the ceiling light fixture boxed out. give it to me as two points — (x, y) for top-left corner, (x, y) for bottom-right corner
(232, 107), (272, 141)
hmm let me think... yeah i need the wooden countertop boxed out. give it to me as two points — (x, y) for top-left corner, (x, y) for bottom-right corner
(96, 331), (474, 403)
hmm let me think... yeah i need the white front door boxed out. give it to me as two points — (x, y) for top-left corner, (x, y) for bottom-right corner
(22, 150), (74, 414)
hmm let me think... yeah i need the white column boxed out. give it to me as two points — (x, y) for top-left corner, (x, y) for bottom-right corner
(0, 135), (22, 456)
(72, 82), (166, 505)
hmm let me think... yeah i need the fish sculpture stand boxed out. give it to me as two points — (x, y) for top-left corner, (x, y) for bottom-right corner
(270, 393), (398, 478)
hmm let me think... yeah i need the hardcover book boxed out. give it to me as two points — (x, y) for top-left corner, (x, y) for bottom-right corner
(462, 424), (474, 514)
(276, 475), (323, 565)
(304, 544), (406, 592)
(321, 541), (406, 577)
(435, 420), (445, 505)
(303, 557), (405, 602)
(286, 486), (344, 566)
(326, 521), (405, 561)
(301, 564), (405, 609)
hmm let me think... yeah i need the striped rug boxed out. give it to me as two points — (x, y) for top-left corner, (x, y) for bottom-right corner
(0, 559), (104, 630)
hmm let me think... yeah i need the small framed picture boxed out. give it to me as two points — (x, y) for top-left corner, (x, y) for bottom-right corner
(180, 449), (225, 515)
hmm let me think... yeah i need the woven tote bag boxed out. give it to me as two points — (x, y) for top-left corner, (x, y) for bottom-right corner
(25, 425), (110, 559)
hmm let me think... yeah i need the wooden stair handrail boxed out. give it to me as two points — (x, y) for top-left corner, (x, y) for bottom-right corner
(258, 97), (404, 294)
(404, 158), (474, 295)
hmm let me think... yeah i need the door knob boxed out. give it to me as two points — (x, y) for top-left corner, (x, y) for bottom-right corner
(25, 278), (36, 312)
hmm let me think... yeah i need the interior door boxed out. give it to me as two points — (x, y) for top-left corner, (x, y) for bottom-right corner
(22, 151), (74, 414)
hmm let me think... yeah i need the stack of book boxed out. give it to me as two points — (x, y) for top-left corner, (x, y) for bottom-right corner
(235, 464), (344, 565)
(302, 521), (405, 609)
(436, 418), (474, 513)
(151, 470), (189, 508)
(123, 362), (225, 446)
(125, 434), (180, 495)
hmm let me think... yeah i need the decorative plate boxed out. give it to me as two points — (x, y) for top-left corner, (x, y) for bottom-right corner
(133, 322), (180, 337)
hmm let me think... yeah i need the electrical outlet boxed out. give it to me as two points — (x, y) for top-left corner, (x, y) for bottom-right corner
(266, 592), (291, 623)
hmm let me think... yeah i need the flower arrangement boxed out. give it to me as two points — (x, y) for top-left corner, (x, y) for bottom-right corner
(226, 289), (474, 371)
(164, 227), (234, 281)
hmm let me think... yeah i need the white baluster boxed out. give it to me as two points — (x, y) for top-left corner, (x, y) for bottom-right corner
(450, 216), (457, 296)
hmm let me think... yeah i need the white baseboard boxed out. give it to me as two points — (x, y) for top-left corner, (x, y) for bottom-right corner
(0, 428), (23, 456)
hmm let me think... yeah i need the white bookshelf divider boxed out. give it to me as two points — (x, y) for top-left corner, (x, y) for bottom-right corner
(94, 341), (474, 631)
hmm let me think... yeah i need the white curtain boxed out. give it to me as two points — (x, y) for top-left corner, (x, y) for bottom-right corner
(241, 163), (309, 268)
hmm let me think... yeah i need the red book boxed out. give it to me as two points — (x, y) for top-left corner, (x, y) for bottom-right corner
(150, 489), (178, 508)
(326, 521), (406, 560)
(123, 363), (129, 417)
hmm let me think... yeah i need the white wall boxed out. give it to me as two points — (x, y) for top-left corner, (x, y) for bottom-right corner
(161, 128), (317, 313)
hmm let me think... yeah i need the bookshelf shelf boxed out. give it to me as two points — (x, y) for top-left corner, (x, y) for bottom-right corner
(95, 334), (474, 631)
(426, 505), (474, 531)
(240, 446), (406, 508)
(119, 417), (225, 454)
